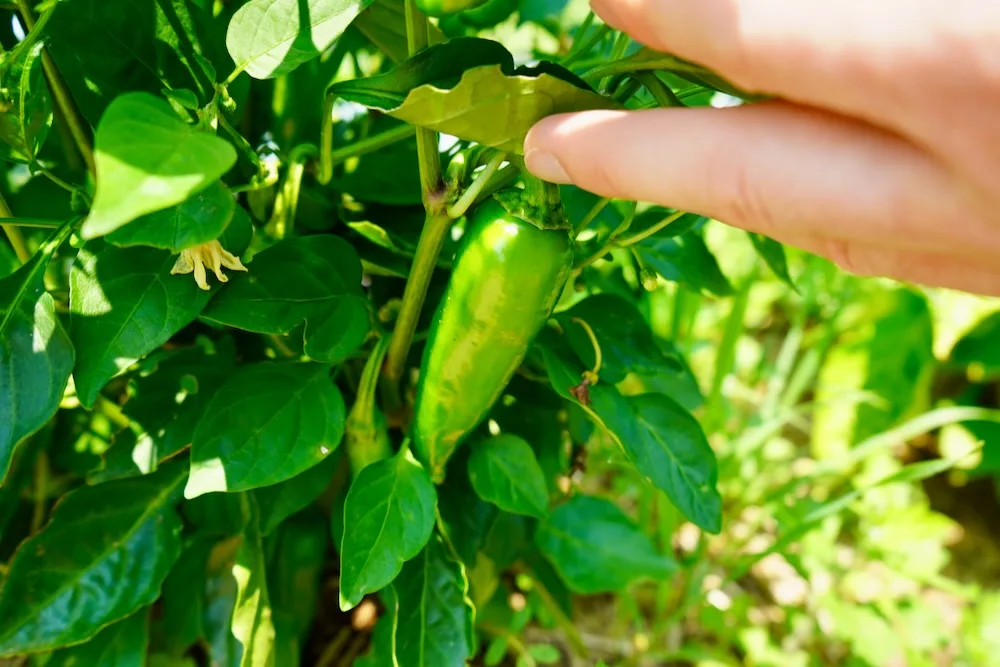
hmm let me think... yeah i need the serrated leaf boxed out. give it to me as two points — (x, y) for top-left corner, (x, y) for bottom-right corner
(748, 232), (796, 290)
(330, 37), (618, 154)
(46, 607), (150, 667)
(202, 235), (369, 363)
(635, 229), (733, 296)
(0, 461), (187, 655)
(256, 452), (340, 535)
(535, 495), (675, 593)
(0, 228), (74, 481)
(232, 496), (276, 667)
(106, 181), (237, 252)
(84, 92), (237, 239)
(69, 243), (215, 408)
(186, 362), (345, 498)
(395, 534), (474, 667)
(339, 451), (437, 611)
(227, 0), (377, 79)
(468, 435), (549, 518)
(554, 293), (681, 384)
(540, 332), (721, 533)
(0, 41), (51, 162)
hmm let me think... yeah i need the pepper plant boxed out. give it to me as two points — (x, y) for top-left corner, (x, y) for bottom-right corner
(0, 0), (942, 665)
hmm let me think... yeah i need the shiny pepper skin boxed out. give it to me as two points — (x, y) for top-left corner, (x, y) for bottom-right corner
(414, 0), (488, 18)
(412, 197), (573, 482)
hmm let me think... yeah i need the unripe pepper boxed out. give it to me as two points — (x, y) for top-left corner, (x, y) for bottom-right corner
(345, 336), (393, 478)
(413, 190), (573, 481)
(414, 0), (488, 18)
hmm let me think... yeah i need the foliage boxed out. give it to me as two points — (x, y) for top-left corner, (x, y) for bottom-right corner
(0, 0), (998, 666)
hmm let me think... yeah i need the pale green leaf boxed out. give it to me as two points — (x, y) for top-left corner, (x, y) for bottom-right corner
(232, 496), (276, 667)
(84, 92), (237, 239)
(227, 0), (377, 79)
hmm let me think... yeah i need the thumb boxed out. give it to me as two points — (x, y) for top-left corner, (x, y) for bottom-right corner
(521, 103), (972, 254)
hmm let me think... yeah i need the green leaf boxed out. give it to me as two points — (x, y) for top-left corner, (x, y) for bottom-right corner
(227, 0), (378, 79)
(47, 608), (150, 667)
(635, 229), (733, 296)
(329, 38), (618, 154)
(0, 228), (74, 481)
(233, 496), (276, 667)
(154, 536), (214, 655)
(748, 232), (796, 290)
(69, 243), (215, 408)
(186, 362), (346, 497)
(540, 332), (721, 533)
(202, 235), (369, 363)
(355, 594), (398, 667)
(554, 293), (681, 384)
(267, 507), (329, 646)
(47, 0), (220, 124)
(467, 435), (549, 519)
(394, 534), (475, 667)
(0, 41), (51, 162)
(535, 495), (675, 593)
(950, 310), (1000, 375)
(83, 92), (237, 239)
(339, 451), (437, 611)
(352, 0), (445, 63)
(105, 181), (237, 252)
(0, 461), (187, 655)
(256, 452), (341, 535)
(437, 453), (498, 565)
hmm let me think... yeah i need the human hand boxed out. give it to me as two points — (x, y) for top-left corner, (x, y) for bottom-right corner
(523, 0), (1000, 295)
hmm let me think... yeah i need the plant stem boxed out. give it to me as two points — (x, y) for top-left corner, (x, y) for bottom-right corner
(0, 193), (30, 262)
(321, 121), (416, 184)
(561, 21), (608, 67)
(0, 217), (62, 228)
(446, 151), (505, 219)
(380, 0), (448, 415)
(575, 196), (610, 232)
(381, 210), (450, 412)
(16, 0), (95, 175)
(616, 210), (685, 247)
(266, 144), (315, 240)
(631, 71), (684, 108)
(30, 451), (48, 534)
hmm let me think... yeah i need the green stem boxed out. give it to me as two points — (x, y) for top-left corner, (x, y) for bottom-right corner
(473, 164), (520, 206)
(217, 111), (260, 169)
(616, 209), (685, 247)
(0, 193), (30, 261)
(320, 120), (416, 185)
(16, 0), (95, 175)
(266, 144), (315, 239)
(583, 54), (709, 86)
(35, 166), (84, 199)
(575, 197), (610, 233)
(0, 217), (62, 228)
(30, 451), (48, 534)
(631, 71), (684, 107)
(446, 151), (505, 219)
(404, 0), (443, 200)
(561, 21), (608, 67)
(705, 271), (755, 431)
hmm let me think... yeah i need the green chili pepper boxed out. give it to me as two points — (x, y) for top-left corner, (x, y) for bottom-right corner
(414, 0), (488, 19)
(413, 190), (573, 481)
(438, 0), (517, 33)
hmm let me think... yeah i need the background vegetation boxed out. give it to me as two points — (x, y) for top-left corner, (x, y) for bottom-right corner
(1, 0), (999, 666)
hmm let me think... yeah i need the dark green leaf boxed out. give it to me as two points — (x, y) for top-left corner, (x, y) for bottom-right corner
(352, 0), (445, 63)
(0, 461), (187, 655)
(329, 38), (618, 154)
(468, 434), (549, 518)
(227, 0), (378, 79)
(437, 452), (498, 565)
(69, 244), (215, 408)
(554, 293), (681, 384)
(748, 232), (796, 290)
(0, 234), (74, 481)
(183, 490), (250, 537)
(47, 608), (150, 667)
(339, 451), (437, 610)
(540, 332), (721, 533)
(187, 362), (345, 497)
(535, 495), (675, 593)
(395, 534), (475, 667)
(635, 230), (733, 296)
(83, 93), (237, 239)
(267, 507), (328, 647)
(330, 121), (422, 205)
(47, 0), (219, 124)
(232, 496), (276, 667)
(154, 536), (214, 655)
(950, 310), (1000, 376)
(105, 181), (236, 252)
(202, 235), (369, 363)
(0, 41), (51, 162)
(519, 0), (568, 23)
(256, 452), (340, 535)
(355, 595), (398, 667)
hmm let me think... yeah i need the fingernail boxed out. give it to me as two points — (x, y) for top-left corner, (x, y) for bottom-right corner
(524, 148), (571, 183)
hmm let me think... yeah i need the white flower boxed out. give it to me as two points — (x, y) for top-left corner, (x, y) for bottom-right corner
(170, 241), (247, 291)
